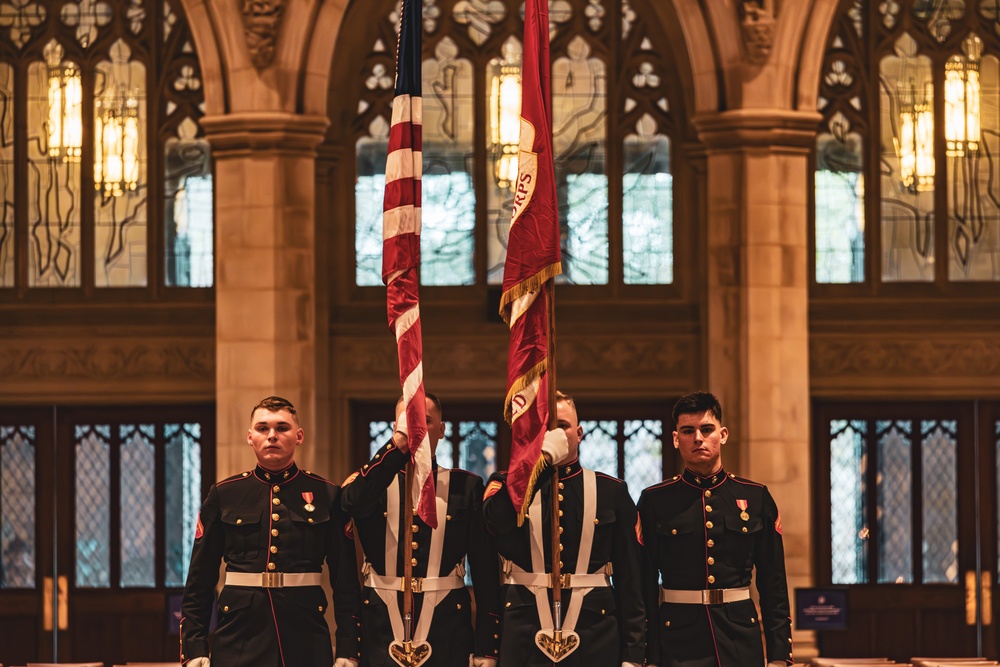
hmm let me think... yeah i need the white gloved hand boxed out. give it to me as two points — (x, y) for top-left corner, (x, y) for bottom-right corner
(471, 657), (498, 667)
(187, 658), (210, 667)
(395, 409), (408, 437)
(333, 659), (359, 667)
(541, 428), (570, 464)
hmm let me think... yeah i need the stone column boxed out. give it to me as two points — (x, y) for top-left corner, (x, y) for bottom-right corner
(694, 108), (819, 658)
(201, 112), (329, 479)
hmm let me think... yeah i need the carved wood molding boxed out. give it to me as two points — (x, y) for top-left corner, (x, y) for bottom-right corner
(333, 334), (699, 393)
(240, 0), (286, 70)
(811, 334), (1000, 384)
(0, 339), (214, 394)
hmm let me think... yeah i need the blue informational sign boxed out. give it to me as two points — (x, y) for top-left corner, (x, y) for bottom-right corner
(795, 588), (848, 630)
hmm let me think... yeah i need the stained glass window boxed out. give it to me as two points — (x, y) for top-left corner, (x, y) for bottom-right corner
(829, 419), (867, 584)
(120, 424), (155, 587)
(1, 425), (35, 589)
(876, 420), (913, 583)
(0, 0), (212, 291)
(164, 422), (201, 587)
(352, 0), (676, 288)
(623, 420), (662, 504)
(816, 0), (1000, 284)
(579, 420), (619, 478)
(76, 424), (111, 588)
(921, 420), (957, 583)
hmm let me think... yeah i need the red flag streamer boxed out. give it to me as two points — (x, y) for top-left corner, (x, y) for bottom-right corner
(383, 0), (437, 530)
(499, 0), (562, 525)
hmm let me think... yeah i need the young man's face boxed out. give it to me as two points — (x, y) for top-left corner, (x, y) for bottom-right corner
(556, 399), (583, 462)
(673, 409), (727, 476)
(394, 396), (447, 449)
(247, 408), (303, 471)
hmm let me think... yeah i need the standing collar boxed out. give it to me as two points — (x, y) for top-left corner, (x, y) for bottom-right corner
(254, 461), (299, 482)
(682, 467), (726, 488)
(556, 458), (582, 478)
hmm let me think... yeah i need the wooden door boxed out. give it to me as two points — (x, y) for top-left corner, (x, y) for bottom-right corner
(0, 405), (214, 665)
(813, 400), (998, 660)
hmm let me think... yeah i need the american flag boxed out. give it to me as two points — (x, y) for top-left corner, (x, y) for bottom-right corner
(499, 0), (562, 523)
(383, 0), (436, 529)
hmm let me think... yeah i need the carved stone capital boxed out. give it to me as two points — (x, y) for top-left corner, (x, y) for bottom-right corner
(740, 1), (776, 66)
(240, 0), (286, 70)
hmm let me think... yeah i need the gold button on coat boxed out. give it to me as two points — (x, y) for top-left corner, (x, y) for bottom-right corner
(272, 513), (280, 521)
(272, 498), (280, 505)
(707, 575), (715, 584)
(706, 521), (714, 529)
(705, 505), (713, 512)
(267, 562), (276, 571)
(271, 529), (279, 536)
(707, 557), (715, 565)
(273, 485), (280, 493)
(270, 546), (278, 553)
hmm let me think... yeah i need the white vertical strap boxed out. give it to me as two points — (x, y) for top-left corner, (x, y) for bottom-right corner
(412, 470), (450, 643)
(377, 476), (405, 642)
(527, 490), (555, 630)
(561, 470), (597, 634)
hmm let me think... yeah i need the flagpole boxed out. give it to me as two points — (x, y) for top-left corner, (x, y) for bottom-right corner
(546, 277), (563, 636)
(402, 460), (415, 647)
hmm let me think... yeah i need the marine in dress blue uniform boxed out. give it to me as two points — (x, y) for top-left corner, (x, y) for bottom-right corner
(181, 396), (361, 667)
(341, 395), (501, 667)
(482, 392), (645, 667)
(638, 391), (792, 667)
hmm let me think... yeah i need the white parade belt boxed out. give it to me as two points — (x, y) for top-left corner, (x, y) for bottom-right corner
(224, 571), (323, 588)
(365, 570), (466, 593)
(659, 586), (751, 605)
(505, 568), (611, 589)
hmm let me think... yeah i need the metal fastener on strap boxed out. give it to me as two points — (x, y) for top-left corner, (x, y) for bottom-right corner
(261, 572), (284, 588)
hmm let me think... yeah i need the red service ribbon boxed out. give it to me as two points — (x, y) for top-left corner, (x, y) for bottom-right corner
(736, 499), (748, 511)
(302, 492), (314, 504)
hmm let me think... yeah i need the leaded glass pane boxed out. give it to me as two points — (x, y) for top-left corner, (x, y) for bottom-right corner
(370, 419), (393, 459)
(421, 40), (475, 286)
(624, 419), (662, 504)
(876, 420), (912, 583)
(554, 36), (608, 285)
(816, 112), (865, 283)
(879, 33), (936, 281)
(458, 421), (497, 481)
(921, 419), (957, 583)
(622, 120), (672, 285)
(830, 419), (868, 584)
(436, 422), (455, 470)
(165, 422), (202, 587)
(165, 118), (213, 287)
(357, 127), (389, 287)
(27, 42), (82, 287)
(947, 41), (1000, 281)
(0, 63), (13, 287)
(579, 420), (618, 477)
(94, 40), (148, 287)
(486, 37), (522, 285)
(120, 424), (155, 587)
(1, 425), (36, 589)
(912, 0), (963, 43)
(76, 424), (111, 587)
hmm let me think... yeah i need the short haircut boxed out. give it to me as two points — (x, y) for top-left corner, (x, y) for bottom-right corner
(251, 396), (298, 424)
(671, 391), (723, 425)
(396, 392), (444, 417)
(555, 390), (576, 411)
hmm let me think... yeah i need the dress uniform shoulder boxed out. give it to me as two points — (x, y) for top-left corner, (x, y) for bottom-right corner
(644, 475), (683, 493)
(218, 470), (253, 486)
(727, 472), (765, 488)
(594, 470), (625, 484)
(301, 469), (336, 485)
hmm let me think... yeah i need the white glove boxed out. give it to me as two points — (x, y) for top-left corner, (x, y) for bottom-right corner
(334, 659), (359, 667)
(187, 658), (210, 667)
(395, 409), (408, 437)
(541, 428), (570, 464)
(470, 656), (498, 667)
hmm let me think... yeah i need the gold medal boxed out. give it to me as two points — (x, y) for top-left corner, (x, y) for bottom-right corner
(302, 492), (316, 513)
(304, 503), (316, 513)
(736, 499), (749, 521)
(740, 511), (749, 521)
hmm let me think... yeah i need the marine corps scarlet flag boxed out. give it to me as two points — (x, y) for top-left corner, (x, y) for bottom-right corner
(499, 0), (562, 524)
(383, 0), (436, 529)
